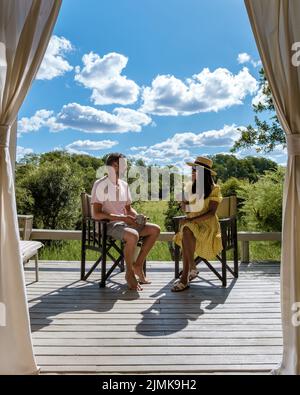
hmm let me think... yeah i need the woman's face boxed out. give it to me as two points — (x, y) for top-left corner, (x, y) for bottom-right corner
(192, 166), (197, 182)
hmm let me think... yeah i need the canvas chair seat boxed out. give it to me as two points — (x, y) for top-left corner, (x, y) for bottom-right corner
(18, 215), (43, 282)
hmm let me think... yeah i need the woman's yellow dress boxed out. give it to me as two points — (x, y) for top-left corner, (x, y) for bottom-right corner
(174, 183), (223, 260)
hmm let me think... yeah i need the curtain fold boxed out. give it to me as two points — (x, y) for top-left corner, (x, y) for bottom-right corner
(0, 0), (61, 375)
(245, 0), (300, 375)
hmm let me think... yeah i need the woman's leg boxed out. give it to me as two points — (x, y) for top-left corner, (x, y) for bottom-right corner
(181, 226), (196, 284)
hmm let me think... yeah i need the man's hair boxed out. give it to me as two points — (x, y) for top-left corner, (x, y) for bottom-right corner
(106, 153), (126, 167)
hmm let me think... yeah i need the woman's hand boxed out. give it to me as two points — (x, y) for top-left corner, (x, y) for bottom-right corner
(179, 217), (190, 227)
(180, 200), (190, 211)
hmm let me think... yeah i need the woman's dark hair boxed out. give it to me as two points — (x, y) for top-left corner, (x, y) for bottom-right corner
(192, 167), (214, 199)
(106, 153), (126, 166)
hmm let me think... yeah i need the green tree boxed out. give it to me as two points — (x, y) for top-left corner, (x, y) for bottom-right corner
(211, 153), (278, 182)
(231, 69), (286, 153)
(238, 167), (284, 231)
(220, 177), (241, 197)
(21, 162), (83, 230)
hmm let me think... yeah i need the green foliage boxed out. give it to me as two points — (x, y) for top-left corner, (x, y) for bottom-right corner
(15, 185), (34, 215)
(16, 150), (284, 262)
(231, 68), (286, 153)
(164, 199), (183, 232)
(16, 151), (101, 229)
(23, 162), (83, 229)
(238, 167), (284, 231)
(211, 153), (278, 182)
(219, 177), (241, 197)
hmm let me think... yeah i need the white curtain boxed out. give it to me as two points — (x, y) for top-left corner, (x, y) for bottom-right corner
(0, 0), (61, 375)
(245, 0), (300, 375)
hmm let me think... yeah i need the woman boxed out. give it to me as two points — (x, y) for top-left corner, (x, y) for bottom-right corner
(172, 156), (223, 292)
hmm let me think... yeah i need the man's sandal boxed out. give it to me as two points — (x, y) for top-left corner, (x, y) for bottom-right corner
(171, 279), (190, 292)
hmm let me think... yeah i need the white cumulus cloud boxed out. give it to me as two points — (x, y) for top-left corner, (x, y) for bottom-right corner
(56, 103), (151, 133)
(234, 144), (287, 165)
(66, 139), (118, 152)
(237, 53), (251, 64)
(16, 146), (34, 161)
(140, 67), (258, 116)
(18, 103), (152, 135)
(75, 52), (140, 105)
(18, 109), (64, 136)
(252, 86), (269, 107)
(36, 35), (73, 80)
(237, 52), (261, 68)
(129, 125), (243, 165)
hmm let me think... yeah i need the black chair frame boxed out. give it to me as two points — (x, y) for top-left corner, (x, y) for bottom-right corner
(173, 213), (238, 288)
(81, 193), (146, 288)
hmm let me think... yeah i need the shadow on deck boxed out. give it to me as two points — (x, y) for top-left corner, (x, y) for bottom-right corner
(25, 261), (282, 374)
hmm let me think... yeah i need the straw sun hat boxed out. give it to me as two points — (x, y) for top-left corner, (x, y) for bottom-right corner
(186, 156), (217, 176)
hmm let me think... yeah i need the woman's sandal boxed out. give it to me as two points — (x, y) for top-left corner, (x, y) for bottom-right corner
(171, 279), (190, 292)
(178, 269), (199, 281)
(189, 269), (199, 281)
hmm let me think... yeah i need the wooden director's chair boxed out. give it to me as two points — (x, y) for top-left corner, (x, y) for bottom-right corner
(18, 215), (43, 282)
(80, 192), (146, 288)
(173, 195), (239, 287)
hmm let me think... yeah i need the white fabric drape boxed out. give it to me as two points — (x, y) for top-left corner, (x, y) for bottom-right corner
(245, 0), (300, 375)
(0, 0), (61, 375)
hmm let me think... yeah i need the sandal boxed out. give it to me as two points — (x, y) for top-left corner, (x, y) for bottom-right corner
(178, 269), (199, 281)
(189, 269), (199, 281)
(171, 279), (190, 292)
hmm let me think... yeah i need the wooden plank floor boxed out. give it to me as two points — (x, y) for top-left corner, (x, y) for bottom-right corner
(25, 260), (282, 374)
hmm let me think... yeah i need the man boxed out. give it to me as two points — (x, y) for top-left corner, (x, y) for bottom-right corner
(91, 153), (160, 291)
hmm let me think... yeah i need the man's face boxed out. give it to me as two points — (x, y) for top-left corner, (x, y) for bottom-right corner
(108, 158), (127, 180)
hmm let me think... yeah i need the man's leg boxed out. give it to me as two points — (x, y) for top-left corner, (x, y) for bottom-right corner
(133, 223), (161, 283)
(123, 228), (143, 291)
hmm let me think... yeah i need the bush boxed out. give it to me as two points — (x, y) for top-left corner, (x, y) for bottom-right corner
(220, 177), (241, 197)
(20, 162), (83, 230)
(238, 167), (284, 231)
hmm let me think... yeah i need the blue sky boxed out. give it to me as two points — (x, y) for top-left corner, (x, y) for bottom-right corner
(18, 0), (287, 166)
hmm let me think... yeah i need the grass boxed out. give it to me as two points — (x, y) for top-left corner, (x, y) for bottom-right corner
(40, 201), (282, 262)
(40, 239), (281, 262)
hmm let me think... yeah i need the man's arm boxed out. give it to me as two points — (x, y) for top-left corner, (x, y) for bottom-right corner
(92, 203), (137, 226)
(125, 204), (138, 217)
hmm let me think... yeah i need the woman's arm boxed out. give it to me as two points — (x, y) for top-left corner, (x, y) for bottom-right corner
(182, 201), (219, 225)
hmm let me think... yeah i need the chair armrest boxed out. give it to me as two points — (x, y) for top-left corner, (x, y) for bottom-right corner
(172, 215), (187, 233)
(219, 217), (233, 224)
(18, 215), (34, 220)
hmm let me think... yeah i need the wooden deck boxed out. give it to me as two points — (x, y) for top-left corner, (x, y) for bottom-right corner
(25, 260), (282, 374)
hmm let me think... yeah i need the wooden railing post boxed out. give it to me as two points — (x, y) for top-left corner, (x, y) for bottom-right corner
(241, 241), (250, 264)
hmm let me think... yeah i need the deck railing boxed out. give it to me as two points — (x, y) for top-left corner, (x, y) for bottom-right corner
(30, 229), (281, 264)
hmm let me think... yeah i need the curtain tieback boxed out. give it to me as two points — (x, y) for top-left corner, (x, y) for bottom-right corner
(287, 134), (300, 156)
(0, 124), (10, 148)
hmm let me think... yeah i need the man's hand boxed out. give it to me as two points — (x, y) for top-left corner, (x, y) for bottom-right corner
(123, 215), (137, 227)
